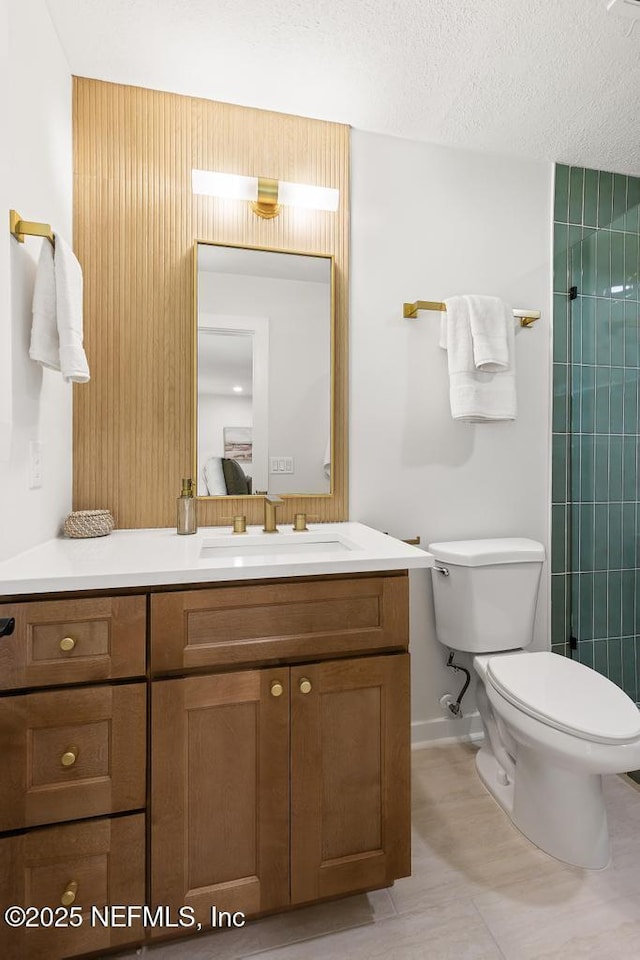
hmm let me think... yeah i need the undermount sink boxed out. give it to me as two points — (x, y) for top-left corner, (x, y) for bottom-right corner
(199, 533), (353, 560)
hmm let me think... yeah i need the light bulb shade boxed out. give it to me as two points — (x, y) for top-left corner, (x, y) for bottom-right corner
(278, 180), (339, 211)
(192, 170), (258, 201)
(192, 169), (339, 213)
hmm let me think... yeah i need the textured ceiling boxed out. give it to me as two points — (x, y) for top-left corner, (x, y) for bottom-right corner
(45, 0), (640, 173)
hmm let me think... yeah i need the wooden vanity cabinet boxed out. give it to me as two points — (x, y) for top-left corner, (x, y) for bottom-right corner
(1, 571), (410, 956)
(150, 570), (411, 926)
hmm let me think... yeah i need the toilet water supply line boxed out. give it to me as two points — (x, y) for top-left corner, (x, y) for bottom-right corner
(442, 652), (515, 783)
(444, 650), (471, 717)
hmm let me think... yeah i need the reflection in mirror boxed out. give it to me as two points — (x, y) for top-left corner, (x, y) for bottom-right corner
(196, 243), (333, 498)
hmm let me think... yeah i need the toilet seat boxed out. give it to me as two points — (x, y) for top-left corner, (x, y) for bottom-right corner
(486, 651), (640, 745)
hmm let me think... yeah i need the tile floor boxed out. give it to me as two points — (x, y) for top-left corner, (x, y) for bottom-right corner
(118, 742), (640, 960)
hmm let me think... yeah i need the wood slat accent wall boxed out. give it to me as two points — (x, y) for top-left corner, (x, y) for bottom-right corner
(73, 78), (349, 529)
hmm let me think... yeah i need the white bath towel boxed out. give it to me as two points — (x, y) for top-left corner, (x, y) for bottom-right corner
(29, 234), (90, 383)
(440, 296), (516, 421)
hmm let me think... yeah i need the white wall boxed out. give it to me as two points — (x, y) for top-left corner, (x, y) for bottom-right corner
(0, 0), (11, 442)
(0, 0), (10, 447)
(0, 0), (73, 562)
(350, 130), (553, 744)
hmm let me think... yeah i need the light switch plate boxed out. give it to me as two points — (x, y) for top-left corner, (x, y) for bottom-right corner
(269, 456), (294, 474)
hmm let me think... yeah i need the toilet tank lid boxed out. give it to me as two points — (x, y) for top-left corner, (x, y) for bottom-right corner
(427, 538), (545, 566)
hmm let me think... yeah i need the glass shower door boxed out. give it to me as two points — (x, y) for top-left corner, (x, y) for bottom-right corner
(567, 203), (640, 703)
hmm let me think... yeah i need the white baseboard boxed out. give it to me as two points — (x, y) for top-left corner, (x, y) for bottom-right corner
(411, 711), (484, 749)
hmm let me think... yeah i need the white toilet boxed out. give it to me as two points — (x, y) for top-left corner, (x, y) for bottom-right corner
(428, 537), (640, 869)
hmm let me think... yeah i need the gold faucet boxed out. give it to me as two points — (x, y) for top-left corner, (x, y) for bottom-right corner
(263, 494), (283, 533)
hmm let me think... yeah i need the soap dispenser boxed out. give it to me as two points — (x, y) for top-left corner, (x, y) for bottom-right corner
(177, 478), (197, 535)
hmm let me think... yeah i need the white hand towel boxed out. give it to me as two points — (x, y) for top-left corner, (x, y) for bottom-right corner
(466, 295), (511, 371)
(29, 234), (90, 383)
(440, 296), (516, 422)
(29, 240), (59, 371)
(54, 236), (90, 383)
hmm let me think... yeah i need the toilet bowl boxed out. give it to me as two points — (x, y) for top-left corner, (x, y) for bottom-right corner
(428, 537), (640, 869)
(476, 650), (640, 868)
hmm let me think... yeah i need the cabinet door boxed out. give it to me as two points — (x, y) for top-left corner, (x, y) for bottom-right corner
(291, 654), (410, 904)
(151, 669), (289, 928)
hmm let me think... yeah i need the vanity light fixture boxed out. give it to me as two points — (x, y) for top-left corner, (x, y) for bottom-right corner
(192, 170), (339, 219)
(232, 385), (243, 393)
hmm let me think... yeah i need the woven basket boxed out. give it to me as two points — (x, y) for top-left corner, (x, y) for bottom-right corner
(63, 510), (114, 539)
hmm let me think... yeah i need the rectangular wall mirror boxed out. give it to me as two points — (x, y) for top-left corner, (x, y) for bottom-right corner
(195, 242), (334, 499)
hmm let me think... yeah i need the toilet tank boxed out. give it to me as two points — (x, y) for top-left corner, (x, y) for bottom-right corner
(427, 538), (545, 653)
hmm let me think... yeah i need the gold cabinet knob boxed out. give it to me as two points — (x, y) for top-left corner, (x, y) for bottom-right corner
(59, 636), (76, 652)
(60, 881), (78, 907)
(299, 678), (312, 695)
(270, 680), (284, 698)
(61, 746), (79, 767)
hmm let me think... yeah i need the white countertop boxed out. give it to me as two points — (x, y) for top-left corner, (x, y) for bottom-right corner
(0, 523), (434, 597)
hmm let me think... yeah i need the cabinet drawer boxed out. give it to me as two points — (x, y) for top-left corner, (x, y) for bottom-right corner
(0, 813), (145, 959)
(0, 596), (146, 691)
(0, 683), (146, 831)
(151, 574), (409, 673)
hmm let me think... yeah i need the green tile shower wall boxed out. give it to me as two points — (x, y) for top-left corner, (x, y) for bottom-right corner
(552, 163), (640, 702)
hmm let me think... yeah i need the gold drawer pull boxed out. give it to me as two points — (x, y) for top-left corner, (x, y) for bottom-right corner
(270, 680), (284, 698)
(60, 881), (78, 906)
(61, 746), (79, 768)
(59, 636), (76, 652)
(299, 677), (312, 695)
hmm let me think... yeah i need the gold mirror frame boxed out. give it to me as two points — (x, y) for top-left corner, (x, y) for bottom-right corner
(193, 239), (336, 503)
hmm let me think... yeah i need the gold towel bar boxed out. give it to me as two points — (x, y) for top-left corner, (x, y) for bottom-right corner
(403, 300), (541, 328)
(9, 209), (55, 246)
(383, 533), (422, 546)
